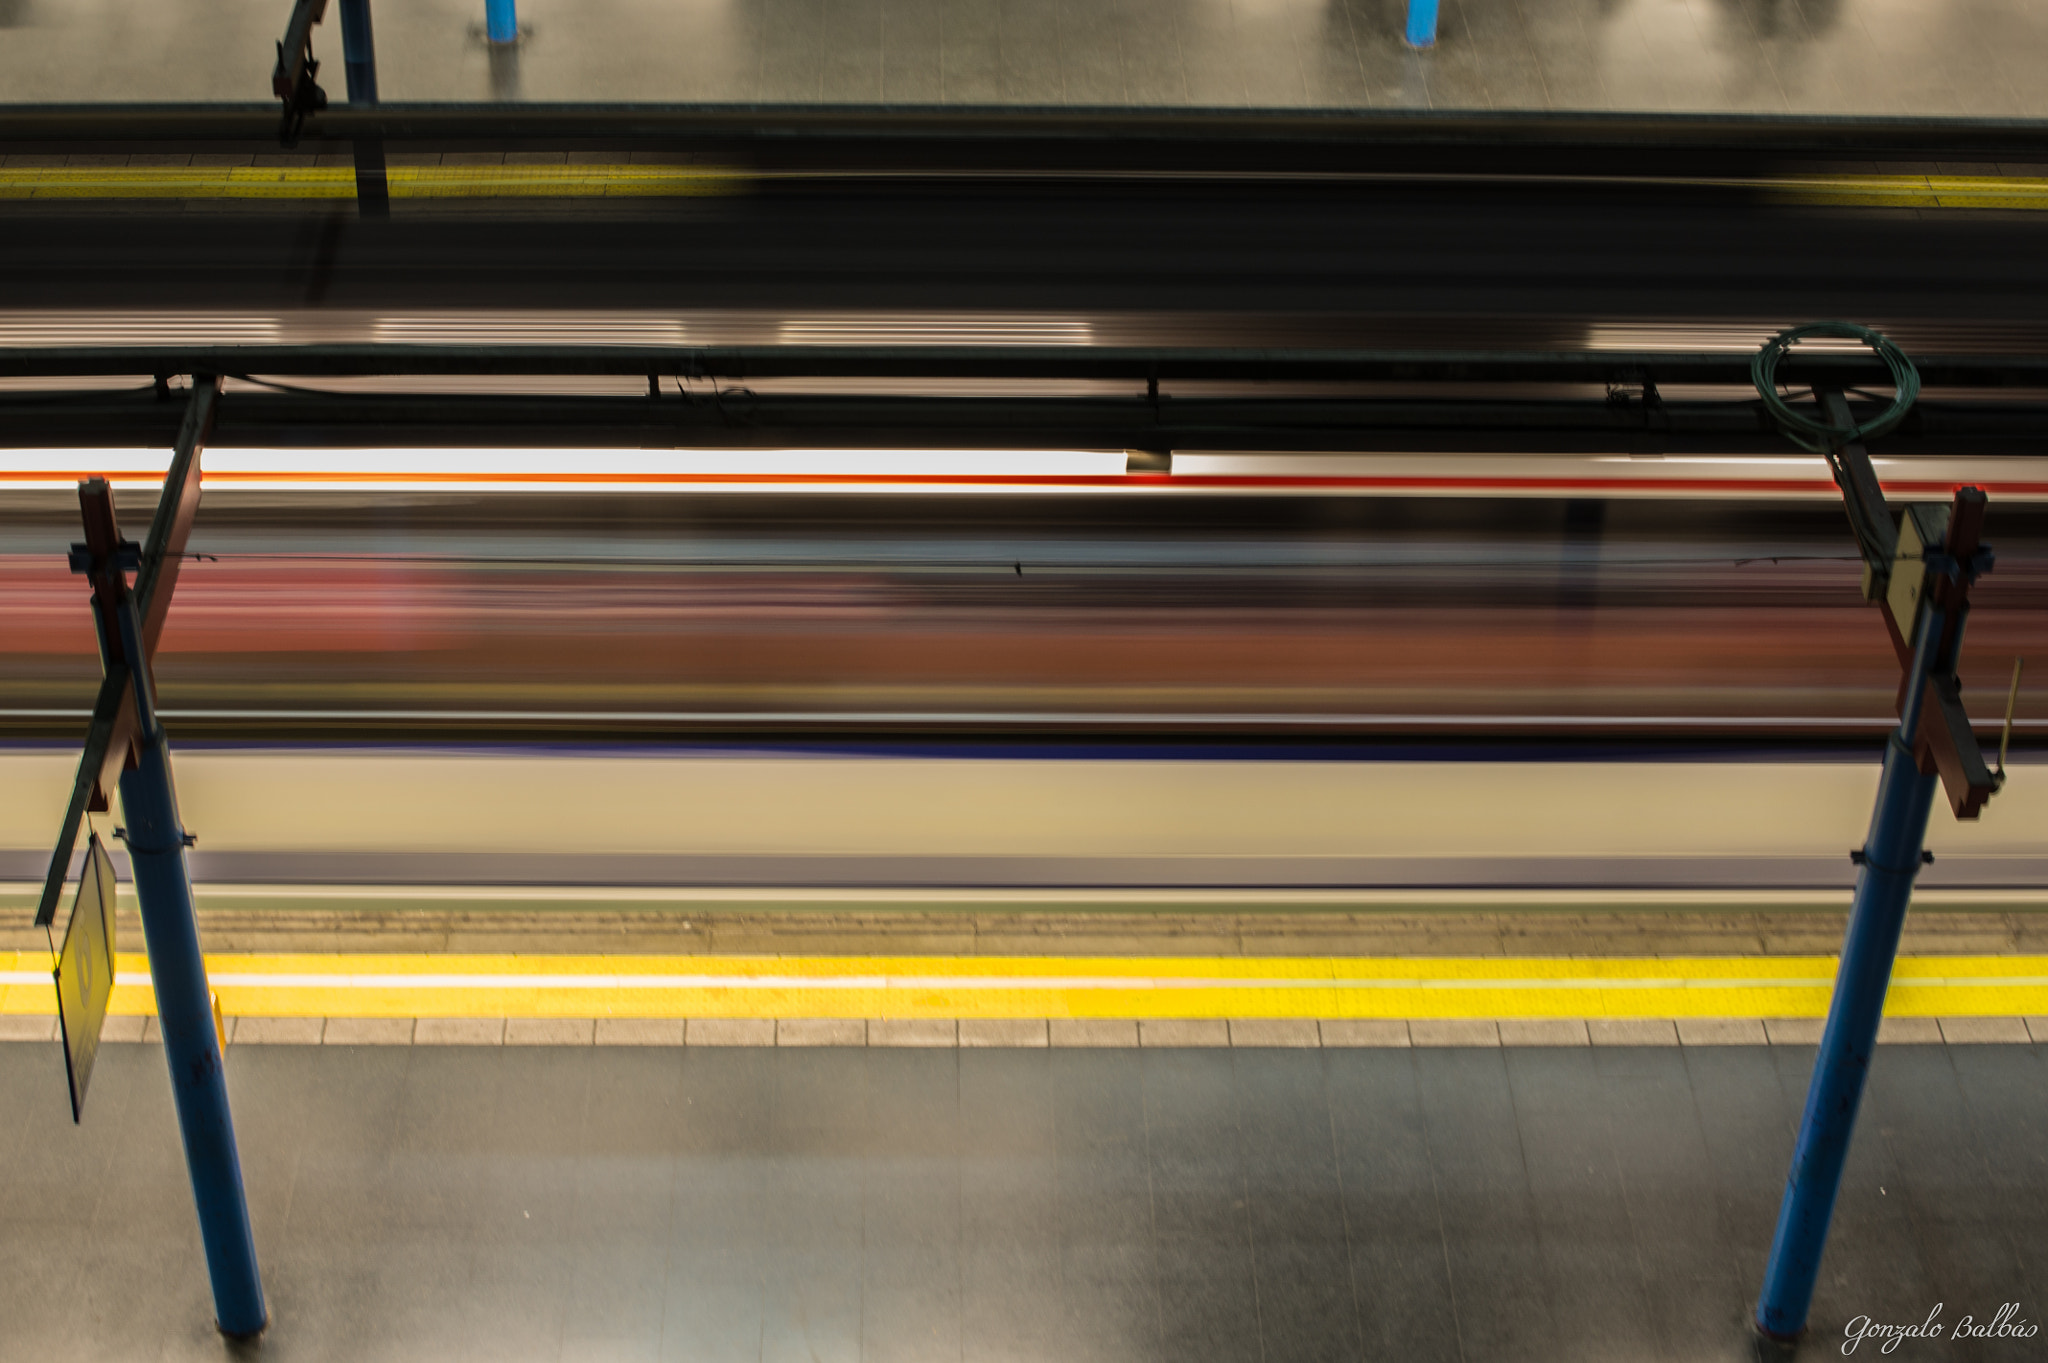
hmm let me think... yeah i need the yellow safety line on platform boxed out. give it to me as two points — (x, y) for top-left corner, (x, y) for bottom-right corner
(0, 167), (2040, 207)
(0, 165), (745, 200)
(5, 951), (2048, 1020)
(1771, 175), (2048, 210)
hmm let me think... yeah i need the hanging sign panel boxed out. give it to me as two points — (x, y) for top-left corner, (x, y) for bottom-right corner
(53, 833), (118, 1123)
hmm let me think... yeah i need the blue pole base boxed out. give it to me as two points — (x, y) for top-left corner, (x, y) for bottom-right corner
(1405, 0), (1439, 48)
(337, 0), (379, 102)
(486, 0), (519, 44)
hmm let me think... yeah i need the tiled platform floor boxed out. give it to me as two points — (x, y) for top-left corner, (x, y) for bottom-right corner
(3, 1036), (2044, 1360)
(0, 0), (2043, 115)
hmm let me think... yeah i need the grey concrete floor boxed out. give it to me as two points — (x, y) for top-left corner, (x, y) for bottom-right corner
(0, 0), (2044, 115)
(3, 1037), (2046, 1360)
(14, 901), (2048, 959)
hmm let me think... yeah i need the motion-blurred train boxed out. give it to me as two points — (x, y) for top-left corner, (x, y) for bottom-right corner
(4, 447), (2043, 742)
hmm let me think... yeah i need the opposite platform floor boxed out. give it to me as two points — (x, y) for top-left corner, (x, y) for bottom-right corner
(2, 1035), (2044, 1360)
(0, 0), (2042, 116)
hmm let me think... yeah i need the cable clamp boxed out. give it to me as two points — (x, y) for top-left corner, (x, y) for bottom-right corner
(1848, 848), (1936, 867)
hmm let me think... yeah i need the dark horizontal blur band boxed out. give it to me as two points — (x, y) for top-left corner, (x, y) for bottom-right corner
(4, 344), (2046, 454)
(9, 850), (2048, 891)
(8, 393), (2048, 453)
(2, 709), (2041, 748)
(3, 105), (2048, 167)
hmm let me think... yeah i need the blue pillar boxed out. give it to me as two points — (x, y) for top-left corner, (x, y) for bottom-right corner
(486, 0), (518, 44)
(119, 729), (266, 1339)
(1755, 606), (1943, 1341)
(1406, 0), (1439, 48)
(338, 0), (378, 102)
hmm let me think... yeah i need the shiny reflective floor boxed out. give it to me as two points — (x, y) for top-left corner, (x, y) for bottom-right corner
(2, 0), (2046, 114)
(4, 1037), (2043, 1361)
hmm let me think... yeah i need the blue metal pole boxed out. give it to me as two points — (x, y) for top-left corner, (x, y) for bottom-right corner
(119, 728), (266, 1339)
(486, 0), (517, 44)
(1405, 0), (1439, 49)
(1755, 604), (1944, 1341)
(334, 0), (389, 216)
(338, 0), (378, 102)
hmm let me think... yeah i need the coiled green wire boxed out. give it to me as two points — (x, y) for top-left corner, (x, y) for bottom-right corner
(1750, 321), (1921, 452)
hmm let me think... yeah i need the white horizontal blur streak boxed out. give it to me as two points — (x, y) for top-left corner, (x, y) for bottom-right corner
(1586, 323), (1873, 352)
(0, 310), (1094, 349)
(0, 446), (1129, 488)
(5, 449), (2046, 497)
(776, 316), (1094, 345)
(0, 312), (282, 345)
(1171, 452), (2048, 496)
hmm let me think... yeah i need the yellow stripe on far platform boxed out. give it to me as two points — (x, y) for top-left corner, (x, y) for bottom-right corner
(0, 164), (746, 201)
(5, 951), (2048, 1021)
(1770, 175), (2048, 210)
(0, 167), (2041, 208)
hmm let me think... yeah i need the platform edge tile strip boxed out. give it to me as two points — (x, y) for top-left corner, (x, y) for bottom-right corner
(5, 1015), (2046, 1045)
